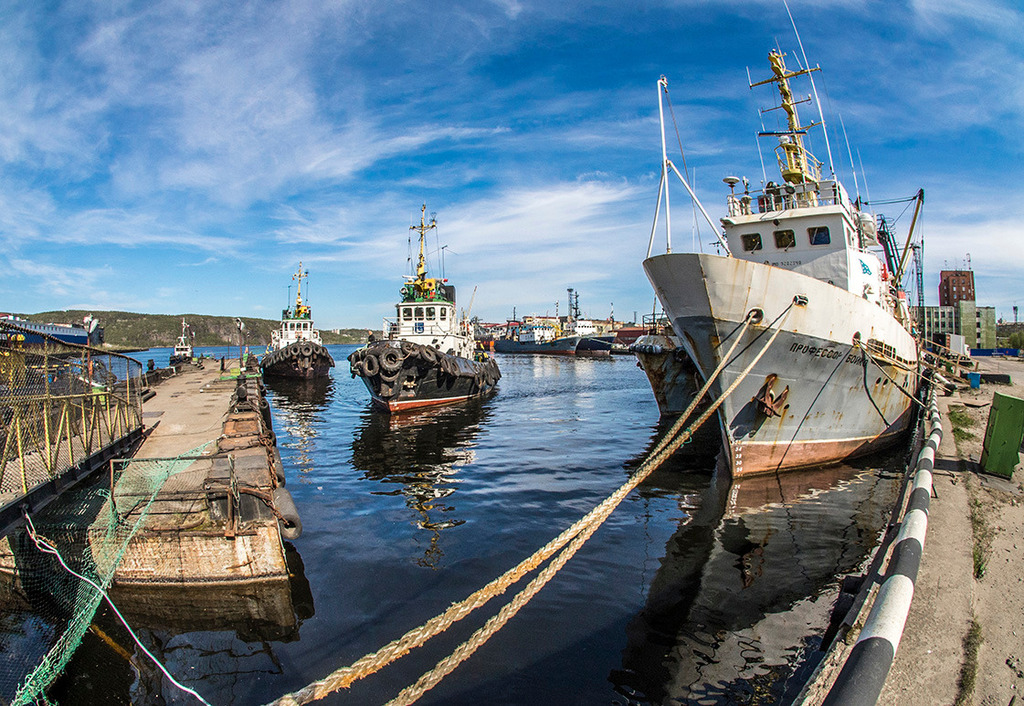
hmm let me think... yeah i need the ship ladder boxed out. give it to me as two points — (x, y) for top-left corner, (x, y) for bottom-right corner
(267, 301), (798, 706)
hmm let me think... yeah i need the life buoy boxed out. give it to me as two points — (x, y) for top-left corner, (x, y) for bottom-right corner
(380, 347), (403, 374)
(362, 353), (380, 377)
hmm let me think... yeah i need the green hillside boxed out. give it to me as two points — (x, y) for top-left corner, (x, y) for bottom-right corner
(25, 310), (369, 348)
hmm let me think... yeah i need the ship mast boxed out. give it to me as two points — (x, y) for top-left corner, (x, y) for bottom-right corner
(751, 50), (822, 185)
(410, 204), (438, 295)
(292, 262), (308, 307)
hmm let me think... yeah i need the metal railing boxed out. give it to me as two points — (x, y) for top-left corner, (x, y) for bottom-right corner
(0, 320), (143, 536)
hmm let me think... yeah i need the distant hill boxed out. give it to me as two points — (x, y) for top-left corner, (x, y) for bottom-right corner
(25, 310), (369, 348)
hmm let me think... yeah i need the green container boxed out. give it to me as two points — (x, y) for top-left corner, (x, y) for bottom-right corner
(981, 392), (1024, 478)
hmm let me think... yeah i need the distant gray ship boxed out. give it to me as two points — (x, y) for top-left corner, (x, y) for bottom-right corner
(639, 51), (920, 477)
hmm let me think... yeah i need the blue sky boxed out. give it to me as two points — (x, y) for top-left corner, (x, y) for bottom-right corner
(2, 0), (1022, 329)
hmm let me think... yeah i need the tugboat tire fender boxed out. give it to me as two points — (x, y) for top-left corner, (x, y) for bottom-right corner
(401, 340), (419, 357)
(273, 487), (302, 540)
(350, 360), (363, 377)
(301, 343), (313, 357)
(362, 353), (380, 377)
(379, 367), (400, 383)
(380, 348), (403, 373)
(271, 447), (286, 485)
(420, 346), (437, 364)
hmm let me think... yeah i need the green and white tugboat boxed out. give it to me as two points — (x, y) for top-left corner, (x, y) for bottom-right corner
(349, 205), (500, 412)
(260, 263), (335, 379)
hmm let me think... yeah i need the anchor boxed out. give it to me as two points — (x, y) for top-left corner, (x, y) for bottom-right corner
(753, 373), (789, 417)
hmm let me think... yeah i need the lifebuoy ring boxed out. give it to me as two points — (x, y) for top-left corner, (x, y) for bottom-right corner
(380, 347), (403, 374)
(362, 353), (380, 377)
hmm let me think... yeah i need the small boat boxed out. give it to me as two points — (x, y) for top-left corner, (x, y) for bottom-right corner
(260, 263), (335, 379)
(168, 318), (194, 365)
(639, 51), (921, 477)
(349, 205), (500, 412)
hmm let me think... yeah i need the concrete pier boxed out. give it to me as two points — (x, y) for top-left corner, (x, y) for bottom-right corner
(100, 359), (298, 587)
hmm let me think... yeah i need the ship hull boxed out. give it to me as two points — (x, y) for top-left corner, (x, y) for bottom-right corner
(260, 342), (335, 379)
(493, 336), (580, 355)
(575, 334), (614, 356)
(643, 252), (919, 477)
(351, 341), (500, 413)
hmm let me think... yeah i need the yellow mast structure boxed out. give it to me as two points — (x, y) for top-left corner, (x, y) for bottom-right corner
(410, 204), (439, 298)
(292, 262), (309, 317)
(751, 50), (822, 186)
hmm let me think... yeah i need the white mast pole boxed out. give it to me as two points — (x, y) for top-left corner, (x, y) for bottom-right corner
(657, 76), (672, 254)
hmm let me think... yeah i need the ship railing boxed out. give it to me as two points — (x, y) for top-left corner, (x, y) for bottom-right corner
(382, 317), (459, 341)
(726, 179), (849, 216)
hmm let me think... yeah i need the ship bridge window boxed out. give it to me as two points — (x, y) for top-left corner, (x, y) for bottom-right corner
(414, 307), (424, 320)
(773, 229), (796, 249)
(426, 307), (436, 320)
(740, 233), (763, 252)
(808, 226), (831, 245)
(439, 307), (447, 320)
(402, 307), (413, 320)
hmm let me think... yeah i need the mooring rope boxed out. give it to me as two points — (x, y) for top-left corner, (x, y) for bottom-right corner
(269, 303), (796, 706)
(855, 339), (929, 411)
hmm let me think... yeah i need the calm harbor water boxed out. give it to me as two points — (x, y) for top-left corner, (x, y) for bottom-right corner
(50, 344), (907, 705)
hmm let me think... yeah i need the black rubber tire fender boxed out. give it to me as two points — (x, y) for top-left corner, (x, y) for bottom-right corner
(271, 447), (286, 485)
(400, 340), (419, 357)
(350, 359), (363, 378)
(362, 352), (380, 377)
(380, 347), (403, 374)
(273, 487), (302, 540)
(300, 343), (313, 357)
(420, 345), (437, 364)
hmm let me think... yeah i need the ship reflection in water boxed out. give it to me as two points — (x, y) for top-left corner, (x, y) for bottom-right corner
(350, 400), (491, 568)
(612, 447), (905, 704)
(264, 376), (336, 478)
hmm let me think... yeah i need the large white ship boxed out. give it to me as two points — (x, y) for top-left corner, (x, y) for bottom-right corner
(640, 51), (921, 478)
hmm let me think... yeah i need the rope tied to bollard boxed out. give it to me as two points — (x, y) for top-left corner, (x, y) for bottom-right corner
(269, 303), (797, 706)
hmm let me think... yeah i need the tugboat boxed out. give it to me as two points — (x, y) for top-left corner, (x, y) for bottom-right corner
(349, 205), (500, 412)
(260, 263), (335, 379)
(169, 318), (194, 365)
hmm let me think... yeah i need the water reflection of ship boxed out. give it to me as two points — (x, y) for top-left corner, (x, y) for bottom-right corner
(612, 452), (904, 703)
(350, 400), (490, 568)
(264, 375), (335, 477)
